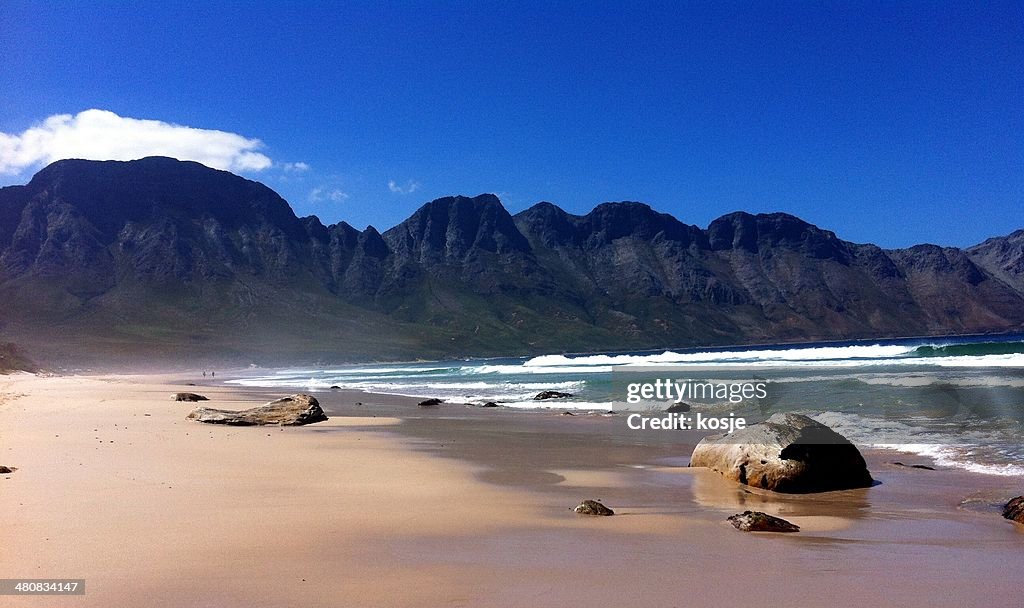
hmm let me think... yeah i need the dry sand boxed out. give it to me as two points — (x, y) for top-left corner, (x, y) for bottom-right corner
(2, 372), (1022, 607)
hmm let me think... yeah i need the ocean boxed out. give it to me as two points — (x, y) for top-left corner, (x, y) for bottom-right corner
(227, 333), (1024, 477)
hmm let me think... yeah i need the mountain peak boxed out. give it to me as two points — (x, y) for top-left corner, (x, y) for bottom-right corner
(22, 156), (303, 239)
(708, 210), (848, 260)
(384, 193), (530, 263)
(966, 228), (1024, 292)
(581, 201), (703, 245)
(422, 193), (502, 208)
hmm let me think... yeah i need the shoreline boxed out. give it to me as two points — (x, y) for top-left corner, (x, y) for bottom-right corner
(221, 368), (1024, 480)
(22, 328), (1024, 375)
(2, 372), (1022, 607)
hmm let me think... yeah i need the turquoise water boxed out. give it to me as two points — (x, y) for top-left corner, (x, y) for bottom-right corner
(228, 333), (1024, 476)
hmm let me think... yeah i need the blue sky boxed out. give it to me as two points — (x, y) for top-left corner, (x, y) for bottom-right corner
(1, 1), (1020, 248)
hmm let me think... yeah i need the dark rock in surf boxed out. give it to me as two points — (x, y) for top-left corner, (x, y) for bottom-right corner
(418, 398), (443, 406)
(892, 462), (935, 471)
(534, 391), (572, 400)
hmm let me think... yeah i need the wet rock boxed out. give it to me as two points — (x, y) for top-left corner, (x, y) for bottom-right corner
(330, 385), (340, 389)
(173, 392), (208, 402)
(665, 401), (691, 413)
(690, 413), (873, 493)
(418, 398), (443, 406)
(728, 510), (800, 532)
(534, 391), (572, 400)
(187, 394), (327, 426)
(1004, 496), (1024, 524)
(480, 401), (499, 408)
(0, 465), (15, 474)
(892, 462), (935, 470)
(574, 500), (614, 516)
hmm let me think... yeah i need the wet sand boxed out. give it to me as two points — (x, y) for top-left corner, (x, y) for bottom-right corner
(2, 372), (1022, 607)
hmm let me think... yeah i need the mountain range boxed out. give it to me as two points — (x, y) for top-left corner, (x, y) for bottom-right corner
(1, 157), (1022, 366)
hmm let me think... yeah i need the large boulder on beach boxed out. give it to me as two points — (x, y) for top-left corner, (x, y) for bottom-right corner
(728, 511), (800, 532)
(1004, 496), (1024, 524)
(187, 394), (327, 426)
(690, 412), (873, 493)
(173, 392), (208, 402)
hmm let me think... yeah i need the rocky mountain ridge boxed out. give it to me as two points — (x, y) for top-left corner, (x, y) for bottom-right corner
(1, 157), (1021, 364)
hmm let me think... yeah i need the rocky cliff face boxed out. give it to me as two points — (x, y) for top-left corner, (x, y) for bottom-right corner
(512, 203), (1024, 344)
(967, 230), (1024, 295)
(1, 157), (1021, 364)
(381, 194), (545, 298)
(0, 157), (313, 287)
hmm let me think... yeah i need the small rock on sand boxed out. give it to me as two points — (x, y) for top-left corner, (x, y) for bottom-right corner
(0, 465), (15, 474)
(418, 398), (443, 406)
(173, 392), (208, 402)
(728, 511), (800, 532)
(574, 500), (614, 516)
(480, 401), (499, 408)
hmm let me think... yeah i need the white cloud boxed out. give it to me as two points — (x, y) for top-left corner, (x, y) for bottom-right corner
(0, 109), (273, 175)
(388, 179), (420, 194)
(309, 187), (350, 203)
(283, 161), (310, 172)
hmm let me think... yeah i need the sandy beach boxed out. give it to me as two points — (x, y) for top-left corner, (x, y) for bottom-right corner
(2, 372), (1022, 607)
